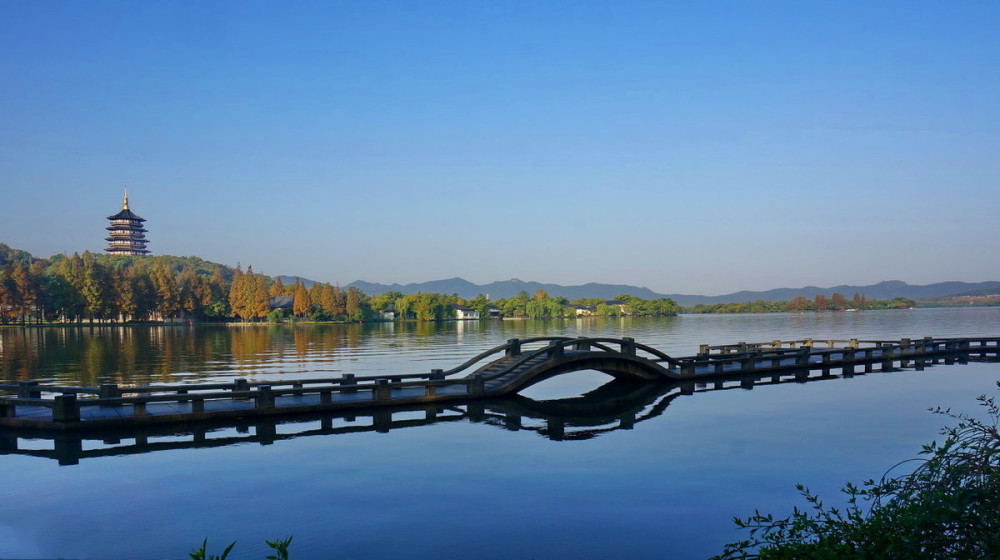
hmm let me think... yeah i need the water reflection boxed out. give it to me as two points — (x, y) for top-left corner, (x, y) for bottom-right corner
(4, 357), (972, 466)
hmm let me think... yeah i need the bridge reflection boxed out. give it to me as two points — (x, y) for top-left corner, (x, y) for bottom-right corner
(0, 358), (968, 465)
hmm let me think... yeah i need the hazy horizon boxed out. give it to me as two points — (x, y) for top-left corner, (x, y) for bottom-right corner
(2, 2), (998, 294)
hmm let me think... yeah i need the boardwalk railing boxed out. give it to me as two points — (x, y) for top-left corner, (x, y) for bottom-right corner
(1, 336), (997, 431)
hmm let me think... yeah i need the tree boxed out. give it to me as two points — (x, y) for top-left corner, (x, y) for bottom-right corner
(309, 282), (323, 312)
(81, 252), (112, 321)
(293, 281), (312, 318)
(813, 294), (828, 311)
(465, 294), (493, 318)
(345, 286), (365, 321)
(331, 285), (346, 317)
(229, 266), (250, 321)
(786, 296), (810, 312)
(151, 263), (180, 319)
(269, 277), (286, 297)
(831, 292), (847, 310)
(368, 291), (403, 317)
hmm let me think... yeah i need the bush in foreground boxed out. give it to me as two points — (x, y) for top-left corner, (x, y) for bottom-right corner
(714, 390), (1000, 559)
(190, 536), (292, 560)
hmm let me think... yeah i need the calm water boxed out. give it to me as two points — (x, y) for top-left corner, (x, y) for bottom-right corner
(2, 308), (1000, 559)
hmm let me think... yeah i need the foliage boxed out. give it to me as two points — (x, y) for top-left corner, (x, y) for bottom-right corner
(265, 536), (293, 560)
(189, 539), (235, 560)
(714, 390), (1000, 560)
(190, 537), (292, 560)
(687, 294), (919, 314)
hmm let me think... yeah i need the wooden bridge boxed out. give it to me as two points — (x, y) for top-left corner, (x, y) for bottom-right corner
(1, 336), (997, 433)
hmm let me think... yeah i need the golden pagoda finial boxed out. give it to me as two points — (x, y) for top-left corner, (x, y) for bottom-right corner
(123, 187), (129, 210)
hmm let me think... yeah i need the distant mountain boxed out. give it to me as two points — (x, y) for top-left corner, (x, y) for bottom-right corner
(346, 277), (1000, 307)
(274, 275), (320, 288)
(675, 280), (1000, 307)
(349, 277), (683, 301)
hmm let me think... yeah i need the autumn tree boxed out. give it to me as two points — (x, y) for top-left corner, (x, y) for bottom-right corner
(269, 277), (286, 298)
(331, 285), (346, 317)
(151, 263), (180, 319)
(293, 281), (312, 318)
(786, 295), (810, 312)
(345, 286), (364, 321)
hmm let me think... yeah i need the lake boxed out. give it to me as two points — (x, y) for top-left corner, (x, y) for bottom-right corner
(2, 308), (1000, 559)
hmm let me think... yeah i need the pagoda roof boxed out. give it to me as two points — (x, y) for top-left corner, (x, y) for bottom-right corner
(107, 208), (145, 221)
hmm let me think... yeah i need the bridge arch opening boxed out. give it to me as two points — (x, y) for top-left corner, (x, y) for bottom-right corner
(517, 369), (621, 401)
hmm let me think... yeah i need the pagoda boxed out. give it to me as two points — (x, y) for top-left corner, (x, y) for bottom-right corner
(105, 189), (150, 256)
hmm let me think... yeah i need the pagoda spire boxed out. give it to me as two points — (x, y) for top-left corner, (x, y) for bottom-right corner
(123, 187), (130, 210)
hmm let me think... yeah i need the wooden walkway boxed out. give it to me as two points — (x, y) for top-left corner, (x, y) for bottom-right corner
(1, 336), (997, 433)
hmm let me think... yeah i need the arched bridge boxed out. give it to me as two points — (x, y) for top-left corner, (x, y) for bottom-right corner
(2, 336), (996, 431)
(457, 337), (682, 395)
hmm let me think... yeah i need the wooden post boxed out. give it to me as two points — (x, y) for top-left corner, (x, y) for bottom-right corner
(53, 394), (80, 422)
(133, 400), (148, 416)
(0, 400), (15, 418)
(698, 344), (710, 356)
(547, 419), (565, 441)
(547, 342), (564, 359)
(257, 385), (275, 409)
(54, 435), (82, 466)
(18, 381), (41, 399)
(99, 383), (121, 407)
(320, 389), (332, 404)
(375, 379), (391, 401)
(192, 397), (205, 414)
(342, 374), (357, 393)
(468, 402), (486, 422)
(469, 375), (485, 397)
(796, 347), (810, 366)
(842, 349), (855, 377)
(374, 410), (392, 433)
(740, 377), (754, 390)
(257, 421), (276, 444)
(430, 369), (444, 380)
(574, 337), (590, 351)
(621, 337), (636, 356)
(680, 381), (695, 395)
(680, 362), (695, 377)
(425, 385), (437, 398)
(233, 378), (250, 393)
(99, 383), (121, 399)
(506, 338), (521, 357)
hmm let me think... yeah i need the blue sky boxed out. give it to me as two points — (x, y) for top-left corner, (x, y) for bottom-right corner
(1, 1), (997, 295)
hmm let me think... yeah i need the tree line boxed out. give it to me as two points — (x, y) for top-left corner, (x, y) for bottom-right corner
(687, 292), (917, 314)
(0, 244), (681, 324)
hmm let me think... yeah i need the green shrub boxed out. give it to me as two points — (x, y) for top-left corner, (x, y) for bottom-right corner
(715, 388), (1000, 560)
